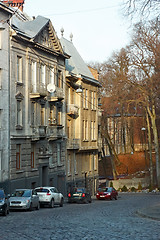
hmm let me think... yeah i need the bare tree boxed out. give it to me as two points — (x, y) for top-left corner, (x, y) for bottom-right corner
(124, 0), (160, 18)
(128, 20), (160, 187)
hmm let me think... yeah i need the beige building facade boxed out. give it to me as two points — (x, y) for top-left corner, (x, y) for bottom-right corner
(60, 36), (101, 195)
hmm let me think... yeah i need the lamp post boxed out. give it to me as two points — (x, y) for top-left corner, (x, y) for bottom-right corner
(141, 127), (148, 171)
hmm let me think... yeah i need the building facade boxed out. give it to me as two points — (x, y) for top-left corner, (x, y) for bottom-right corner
(60, 36), (101, 195)
(0, 3), (68, 195)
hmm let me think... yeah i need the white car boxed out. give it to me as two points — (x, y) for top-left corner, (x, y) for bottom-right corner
(35, 187), (64, 208)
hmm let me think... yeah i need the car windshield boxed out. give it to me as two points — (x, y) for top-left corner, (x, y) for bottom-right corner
(98, 188), (112, 193)
(35, 188), (50, 193)
(0, 191), (4, 199)
(12, 190), (31, 197)
(73, 188), (84, 193)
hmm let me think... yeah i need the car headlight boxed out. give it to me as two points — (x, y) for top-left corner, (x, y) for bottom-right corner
(23, 200), (30, 204)
(107, 193), (111, 195)
(0, 200), (5, 205)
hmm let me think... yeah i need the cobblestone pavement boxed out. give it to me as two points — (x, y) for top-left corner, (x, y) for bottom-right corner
(0, 193), (160, 240)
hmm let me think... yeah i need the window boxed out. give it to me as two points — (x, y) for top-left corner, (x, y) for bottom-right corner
(31, 61), (37, 92)
(0, 150), (2, 171)
(41, 65), (46, 85)
(17, 100), (22, 126)
(83, 120), (88, 141)
(82, 89), (85, 108)
(31, 102), (36, 126)
(68, 154), (71, 175)
(85, 89), (88, 109)
(49, 105), (54, 125)
(93, 154), (97, 170)
(0, 68), (2, 89)
(50, 68), (54, 85)
(17, 56), (22, 83)
(0, 29), (3, 49)
(31, 144), (36, 168)
(74, 153), (77, 174)
(57, 107), (62, 125)
(57, 70), (62, 88)
(0, 110), (1, 129)
(93, 92), (96, 110)
(91, 91), (93, 110)
(41, 106), (45, 126)
(57, 143), (61, 166)
(16, 144), (21, 170)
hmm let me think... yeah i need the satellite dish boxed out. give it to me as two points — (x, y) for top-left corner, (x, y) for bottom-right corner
(47, 83), (56, 93)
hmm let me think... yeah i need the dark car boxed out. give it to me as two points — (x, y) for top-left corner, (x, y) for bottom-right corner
(96, 187), (118, 200)
(68, 187), (92, 203)
(0, 189), (9, 216)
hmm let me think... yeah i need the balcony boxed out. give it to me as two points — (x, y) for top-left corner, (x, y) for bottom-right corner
(47, 126), (63, 140)
(39, 126), (47, 137)
(30, 84), (47, 99)
(67, 139), (80, 149)
(67, 104), (79, 116)
(48, 87), (64, 102)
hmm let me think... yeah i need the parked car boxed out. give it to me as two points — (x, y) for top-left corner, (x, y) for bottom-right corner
(96, 187), (118, 200)
(0, 189), (9, 216)
(68, 187), (92, 203)
(35, 187), (64, 208)
(9, 189), (40, 211)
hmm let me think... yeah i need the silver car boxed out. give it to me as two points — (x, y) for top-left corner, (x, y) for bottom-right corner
(35, 187), (64, 208)
(9, 189), (40, 211)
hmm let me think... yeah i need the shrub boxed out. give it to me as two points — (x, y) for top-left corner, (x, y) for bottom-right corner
(130, 187), (136, 192)
(110, 181), (113, 187)
(138, 182), (142, 191)
(121, 185), (128, 192)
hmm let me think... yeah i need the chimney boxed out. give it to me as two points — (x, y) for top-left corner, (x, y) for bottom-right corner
(2, 0), (25, 12)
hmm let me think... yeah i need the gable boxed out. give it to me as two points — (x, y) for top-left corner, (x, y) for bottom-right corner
(34, 21), (63, 54)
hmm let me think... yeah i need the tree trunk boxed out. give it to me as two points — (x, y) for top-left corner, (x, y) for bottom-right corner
(146, 110), (154, 187)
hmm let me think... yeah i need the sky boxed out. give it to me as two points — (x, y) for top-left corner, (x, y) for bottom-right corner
(24, 0), (132, 63)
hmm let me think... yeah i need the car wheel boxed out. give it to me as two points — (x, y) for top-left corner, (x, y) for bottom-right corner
(29, 203), (33, 211)
(50, 199), (54, 208)
(59, 198), (64, 207)
(89, 198), (92, 203)
(36, 202), (40, 210)
(3, 207), (7, 216)
(115, 195), (118, 200)
(110, 196), (113, 200)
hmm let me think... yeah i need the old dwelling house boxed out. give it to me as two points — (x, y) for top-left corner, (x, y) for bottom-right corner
(60, 34), (101, 195)
(0, 2), (68, 194)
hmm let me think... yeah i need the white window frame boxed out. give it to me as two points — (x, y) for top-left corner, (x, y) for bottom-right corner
(57, 143), (61, 166)
(31, 61), (37, 92)
(41, 65), (46, 85)
(17, 100), (22, 126)
(17, 56), (22, 83)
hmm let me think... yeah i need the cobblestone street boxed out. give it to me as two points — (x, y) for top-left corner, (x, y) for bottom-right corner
(0, 193), (160, 240)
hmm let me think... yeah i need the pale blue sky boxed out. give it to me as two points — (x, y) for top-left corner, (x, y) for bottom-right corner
(24, 0), (131, 62)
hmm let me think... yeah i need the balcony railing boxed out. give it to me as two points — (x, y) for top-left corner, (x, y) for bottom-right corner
(39, 126), (47, 137)
(67, 104), (79, 116)
(30, 84), (47, 98)
(67, 139), (80, 149)
(48, 87), (64, 102)
(47, 126), (63, 140)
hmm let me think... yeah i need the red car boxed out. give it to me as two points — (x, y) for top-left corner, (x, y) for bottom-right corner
(96, 187), (118, 200)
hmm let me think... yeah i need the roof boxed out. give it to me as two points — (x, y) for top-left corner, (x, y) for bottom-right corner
(60, 37), (101, 86)
(11, 15), (49, 39)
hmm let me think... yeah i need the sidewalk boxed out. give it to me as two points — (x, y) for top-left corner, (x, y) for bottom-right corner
(137, 204), (160, 221)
